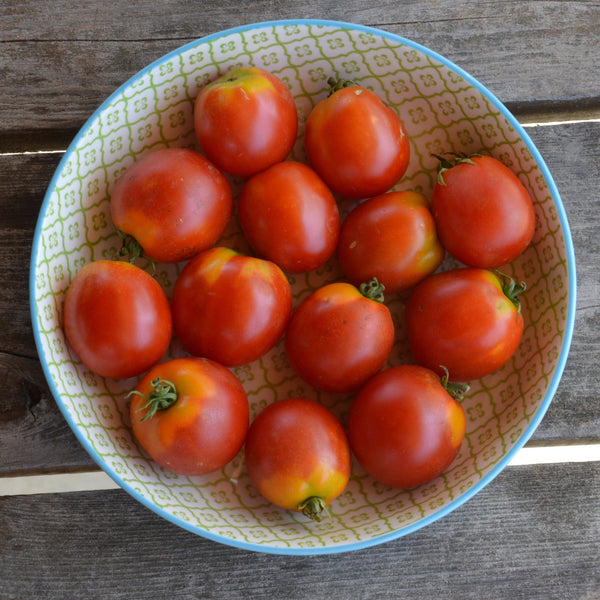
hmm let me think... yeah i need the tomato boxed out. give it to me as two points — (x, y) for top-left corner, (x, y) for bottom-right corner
(405, 268), (526, 381)
(284, 278), (394, 393)
(63, 260), (172, 379)
(171, 247), (292, 366)
(238, 161), (340, 273)
(337, 191), (444, 294)
(304, 78), (410, 199)
(348, 365), (467, 489)
(110, 147), (232, 264)
(194, 66), (298, 178)
(244, 398), (351, 520)
(128, 357), (249, 475)
(431, 153), (535, 268)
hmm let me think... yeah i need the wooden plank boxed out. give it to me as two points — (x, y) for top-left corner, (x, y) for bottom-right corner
(0, 461), (598, 599)
(1, 119), (598, 475)
(0, 1), (599, 134)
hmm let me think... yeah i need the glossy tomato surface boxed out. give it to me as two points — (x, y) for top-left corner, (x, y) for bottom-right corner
(129, 357), (249, 476)
(348, 365), (466, 489)
(337, 191), (444, 294)
(304, 80), (410, 199)
(110, 147), (232, 264)
(244, 398), (351, 520)
(171, 247), (293, 366)
(406, 268), (525, 381)
(431, 154), (535, 268)
(194, 66), (298, 178)
(284, 280), (394, 393)
(63, 260), (172, 379)
(238, 161), (340, 273)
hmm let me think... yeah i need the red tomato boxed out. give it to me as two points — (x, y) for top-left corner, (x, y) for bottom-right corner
(284, 279), (394, 393)
(63, 260), (172, 379)
(129, 357), (249, 476)
(405, 268), (526, 381)
(431, 154), (535, 267)
(244, 398), (351, 521)
(304, 78), (410, 199)
(337, 191), (444, 294)
(348, 365), (467, 489)
(194, 66), (298, 178)
(110, 147), (232, 264)
(171, 247), (292, 366)
(238, 161), (340, 273)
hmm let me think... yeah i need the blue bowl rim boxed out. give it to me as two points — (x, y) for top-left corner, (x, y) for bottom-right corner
(29, 18), (577, 556)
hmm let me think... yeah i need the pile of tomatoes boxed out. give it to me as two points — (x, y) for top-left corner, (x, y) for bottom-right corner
(62, 66), (535, 521)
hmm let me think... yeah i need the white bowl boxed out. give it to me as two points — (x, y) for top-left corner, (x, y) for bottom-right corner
(30, 19), (576, 554)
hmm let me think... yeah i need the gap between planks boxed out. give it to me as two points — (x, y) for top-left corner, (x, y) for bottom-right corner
(1, 443), (599, 497)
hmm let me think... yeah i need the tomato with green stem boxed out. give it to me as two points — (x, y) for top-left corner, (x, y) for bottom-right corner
(431, 153), (535, 268)
(304, 77), (410, 199)
(129, 357), (249, 476)
(244, 398), (351, 521)
(110, 147), (232, 264)
(284, 278), (394, 393)
(348, 365), (467, 489)
(405, 268), (526, 381)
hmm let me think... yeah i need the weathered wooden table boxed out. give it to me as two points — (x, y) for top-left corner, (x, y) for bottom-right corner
(1, 2), (599, 598)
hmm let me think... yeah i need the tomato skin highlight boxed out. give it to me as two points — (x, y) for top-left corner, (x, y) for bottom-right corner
(129, 357), (249, 476)
(171, 247), (293, 367)
(284, 281), (395, 393)
(238, 161), (340, 274)
(348, 365), (466, 489)
(110, 147), (233, 264)
(244, 398), (351, 518)
(63, 260), (172, 379)
(431, 155), (535, 268)
(337, 191), (444, 294)
(305, 82), (410, 199)
(405, 268), (525, 381)
(194, 66), (298, 178)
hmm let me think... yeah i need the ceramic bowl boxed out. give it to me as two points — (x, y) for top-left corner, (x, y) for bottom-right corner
(30, 19), (576, 554)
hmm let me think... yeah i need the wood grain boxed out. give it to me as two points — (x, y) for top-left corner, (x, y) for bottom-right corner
(1, 1), (599, 595)
(1, 461), (598, 599)
(1, 1), (598, 134)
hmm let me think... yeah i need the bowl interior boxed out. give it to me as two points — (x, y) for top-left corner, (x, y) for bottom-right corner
(31, 20), (574, 554)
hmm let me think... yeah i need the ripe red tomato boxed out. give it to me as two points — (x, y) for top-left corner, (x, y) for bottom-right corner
(304, 78), (410, 199)
(238, 161), (340, 273)
(284, 279), (394, 393)
(110, 147), (232, 264)
(194, 66), (298, 178)
(405, 268), (526, 381)
(129, 357), (249, 476)
(171, 247), (292, 366)
(337, 190), (444, 294)
(244, 398), (351, 521)
(431, 154), (535, 268)
(63, 260), (172, 379)
(348, 365), (467, 489)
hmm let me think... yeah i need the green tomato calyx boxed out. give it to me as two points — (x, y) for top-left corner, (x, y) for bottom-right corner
(439, 366), (470, 399)
(298, 496), (329, 521)
(327, 76), (360, 96)
(496, 270), (527, 321)
(359, 277), (386, 303)
(431, 152), (483, 186)
(128, 377), (178, 422)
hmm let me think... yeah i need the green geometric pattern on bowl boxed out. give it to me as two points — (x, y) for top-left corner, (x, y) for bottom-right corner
(31, 21), (573, 553)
